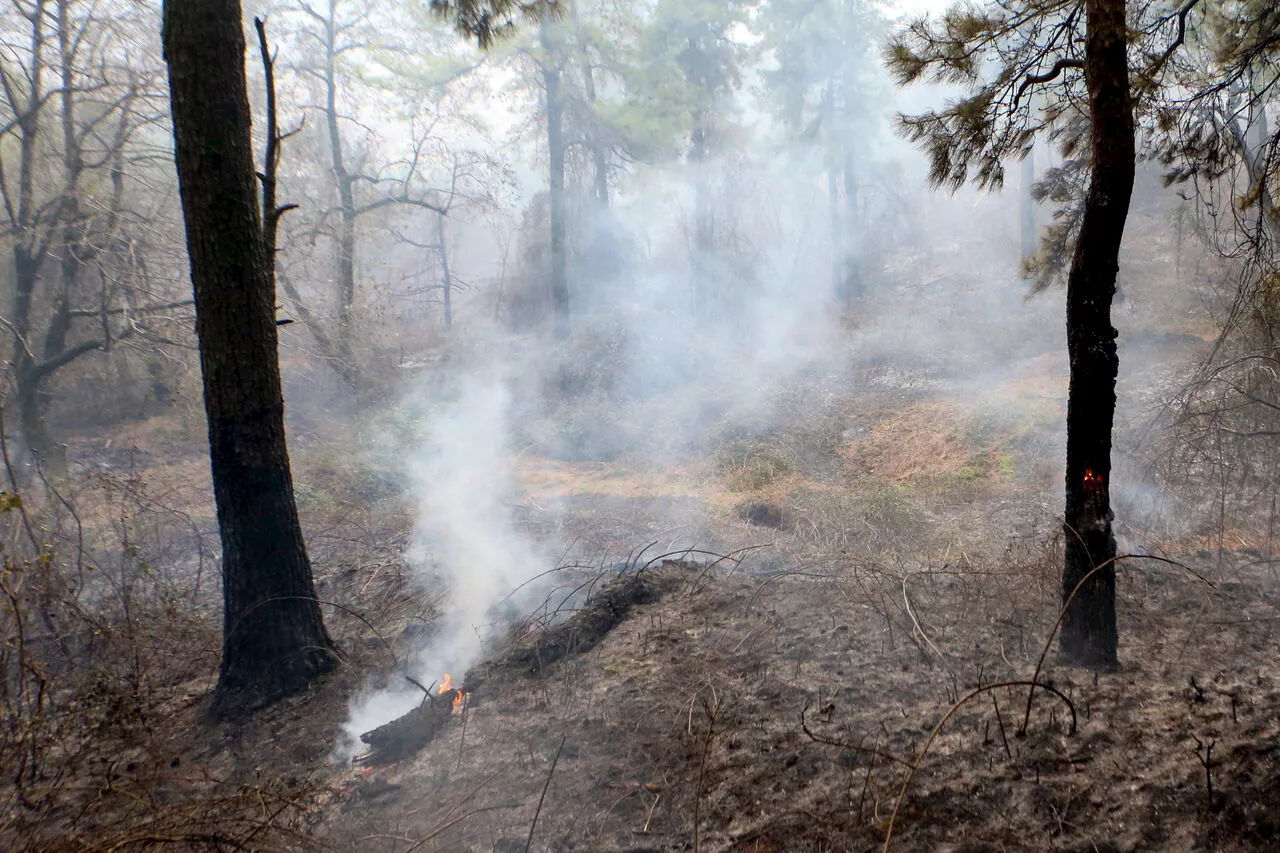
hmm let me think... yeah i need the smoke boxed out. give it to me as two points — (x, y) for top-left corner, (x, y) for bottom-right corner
(339, 353), (552, 756)
(328, 8), (1206, 756)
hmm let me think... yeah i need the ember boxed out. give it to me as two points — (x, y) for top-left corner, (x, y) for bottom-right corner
(1083, 467), (1104, 496)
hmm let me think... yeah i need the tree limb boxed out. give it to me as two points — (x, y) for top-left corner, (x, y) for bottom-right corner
(1146, 0), (1203, 79)
(1015, 58), (1084, 106)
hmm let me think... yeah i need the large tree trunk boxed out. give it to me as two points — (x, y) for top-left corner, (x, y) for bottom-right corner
(162, 0), (336, 717)
(1059, 0), (1135, 668)
(541, 23), (569, 338)
(8, 2), (54, 467)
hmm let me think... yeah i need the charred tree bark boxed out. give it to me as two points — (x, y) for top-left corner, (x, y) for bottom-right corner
(541, 22), (570, 338)
(1059, 0), (1135, 669)
(162, 0), (336, 717)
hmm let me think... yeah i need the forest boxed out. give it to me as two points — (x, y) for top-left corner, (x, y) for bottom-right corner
(1, 0), (1278, 849)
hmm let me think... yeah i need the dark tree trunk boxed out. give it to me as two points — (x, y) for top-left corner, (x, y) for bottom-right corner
(11, 248), (57, 466)
(1059, 0), (1135, 669)
(541, 23), (569, 338)
(162, 0), (336, 717)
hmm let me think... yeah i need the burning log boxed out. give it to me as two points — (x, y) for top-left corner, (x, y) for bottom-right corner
(354, 564), (689, 765)
(356, 678), (468, 766)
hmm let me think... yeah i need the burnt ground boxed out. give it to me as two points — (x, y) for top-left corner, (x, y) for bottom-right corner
(314, 545), (1280, 853)
(16, 213), (1280, 852)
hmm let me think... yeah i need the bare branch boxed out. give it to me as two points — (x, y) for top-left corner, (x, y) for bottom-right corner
(1014, 58), (1083, 106)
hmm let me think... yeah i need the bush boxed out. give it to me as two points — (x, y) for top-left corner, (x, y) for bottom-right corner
(716, 440), (794, 492)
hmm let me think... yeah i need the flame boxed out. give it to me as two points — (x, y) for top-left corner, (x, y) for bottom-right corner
(1083, 468), (1103, 496)
(437, 673), (469, 715)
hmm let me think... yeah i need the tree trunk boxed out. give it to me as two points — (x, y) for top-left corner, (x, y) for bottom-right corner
(1020, 145), (1036, 263)
(1059, 0), (1135, 669)
(322, 1), (360, 377)
(825, 78), (843, 305)
(691, 120), (713, 317)
(842, 146), (859, 304)
(569, 0), (608, 208)
(10, 245), (58, 467)
(541, 23), (569, 338)
(437, 211), (453, 329)
(584, 82), (609, 207)
(162, 0), (336, 717)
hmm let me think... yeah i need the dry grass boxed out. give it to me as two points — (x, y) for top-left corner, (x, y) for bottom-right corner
(315, 538), (1280, 853)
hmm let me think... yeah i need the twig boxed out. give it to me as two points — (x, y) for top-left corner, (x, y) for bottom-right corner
(642, 793), (660, 833)
(880, 680), (1076, 852)
(1147, 0), (1203, 80)
(1021, 550), (1215, 735)
(991, 692), (1012, 760)
(1191, 734), (1216, 810)
(901, 572), (944, 658)
(524, 733), (566, 853)
(692, 690), (722, 853)
(405, 676), (438, 703)
(456, 702), (469, 771)
(799, 701), (913, 768)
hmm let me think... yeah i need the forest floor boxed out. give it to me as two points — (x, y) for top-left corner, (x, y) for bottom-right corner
(14, 209), (1280, 852)
(291, 347), (1280, 853)
(31, 331), (1280, 853)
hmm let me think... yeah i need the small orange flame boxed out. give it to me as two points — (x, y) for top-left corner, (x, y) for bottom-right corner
(437, 673), (469, 715)
(1083, 468), (1103, 496)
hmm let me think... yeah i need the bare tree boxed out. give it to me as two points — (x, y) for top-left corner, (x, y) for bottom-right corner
(1, 0), (187, 466)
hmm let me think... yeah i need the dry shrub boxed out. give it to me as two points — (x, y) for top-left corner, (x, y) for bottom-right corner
(0, 453), (329, 852)
(716, 439), (794, 492)
(790, 477), (932, 555)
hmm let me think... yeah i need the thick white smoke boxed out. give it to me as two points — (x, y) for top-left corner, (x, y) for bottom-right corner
(339, 357), (550, 756)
